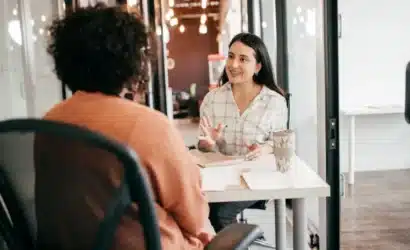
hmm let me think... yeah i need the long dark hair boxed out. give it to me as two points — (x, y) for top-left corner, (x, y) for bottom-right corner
(219, 33), (284, 96)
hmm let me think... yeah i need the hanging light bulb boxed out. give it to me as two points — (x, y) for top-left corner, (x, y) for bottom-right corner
(170, 17), (178, 26)
(201, 0), (207, 9)
(179, 24), (185, 33)
(8, 20), (22, 45)
(261, 21), (267, 29)
(168, 8), (174, 16)
(169, 0), (175, 8)
(199, 24), (207, 34)
(166, 8), (174, 21)
(156, 26), (162, 36)
(127, 0), (137, 6)
(200, 14), (207, 24)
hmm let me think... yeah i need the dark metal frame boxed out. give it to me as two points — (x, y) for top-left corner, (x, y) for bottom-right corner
(274, 0), (289, 93)
(144, 0), (168, 114)
(247, 0), (254, 34)
(323, 1), (341, 249)
(405, 62), (410, 124)
(0, 119), (162, 250)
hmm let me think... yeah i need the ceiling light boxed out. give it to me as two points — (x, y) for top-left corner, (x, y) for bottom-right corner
(169, 0), (174, 8)
(170, 17), (178, 26)
(262, 21), (267, 29)
(8, 20), (22, 45)
(201, 0), (207, 9)
(128, 0), (137, 6)
(199, 24), (207, 34)
(179, 24), (185, 33)
(200, 14), (207, 24)
(165, 9), (174, 21)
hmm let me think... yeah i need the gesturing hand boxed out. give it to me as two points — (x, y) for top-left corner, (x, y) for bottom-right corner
(245, 143), (262, 161)
(198, 116), (225, 148)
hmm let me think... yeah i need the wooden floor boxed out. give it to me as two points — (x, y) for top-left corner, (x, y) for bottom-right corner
(341, 170), (410, 250)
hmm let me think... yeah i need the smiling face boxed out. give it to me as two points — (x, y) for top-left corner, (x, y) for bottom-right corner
(225, 41), (261, 85)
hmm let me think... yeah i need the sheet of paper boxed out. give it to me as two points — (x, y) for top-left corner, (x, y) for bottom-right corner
(242, 171), (289, 190)
(232, 154), (276, 171)
(190, 149), (244, 168)
(200, 166), (241, 191)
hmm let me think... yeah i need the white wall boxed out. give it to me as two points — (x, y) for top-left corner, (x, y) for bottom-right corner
(288, 0), (410, 175)
(338, 0), (410, 172)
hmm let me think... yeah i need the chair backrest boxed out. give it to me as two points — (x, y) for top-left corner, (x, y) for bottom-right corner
(0, 119), (161, 250)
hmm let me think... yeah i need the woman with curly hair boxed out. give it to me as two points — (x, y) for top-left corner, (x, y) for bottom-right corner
(38, 4), (213, 249)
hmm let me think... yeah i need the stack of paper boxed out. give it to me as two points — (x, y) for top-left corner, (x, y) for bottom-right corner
(200, 167), (240, 191)
(242, 171), (289, 190)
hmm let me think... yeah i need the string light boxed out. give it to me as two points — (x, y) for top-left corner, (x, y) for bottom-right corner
(170, 17), (178, 26)
(199, 24), (207, 34)
(179, 24), (185, 33)
(127, 0), (137, 6)
(165, 9), (174, 21)
(200, 14), (207, 24)
(169, 0), (174, 8)
(201, 0), (207, 9)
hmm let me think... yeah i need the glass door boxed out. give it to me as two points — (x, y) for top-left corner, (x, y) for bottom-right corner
(0, 0), (64, 120)
(260, 0), (341, 249)
(1, 0), (29, 119)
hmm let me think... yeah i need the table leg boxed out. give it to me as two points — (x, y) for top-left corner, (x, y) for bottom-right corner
(348, 116), (355, 185)
(274, 199), (287, 250)
(293, 198), (307, 250)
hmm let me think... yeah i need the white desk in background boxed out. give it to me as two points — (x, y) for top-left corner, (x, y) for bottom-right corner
(200, 155), (330, 250)
(340, 105), (404, 185)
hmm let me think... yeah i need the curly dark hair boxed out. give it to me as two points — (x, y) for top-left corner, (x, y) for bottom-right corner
(47, 3), (153, 95)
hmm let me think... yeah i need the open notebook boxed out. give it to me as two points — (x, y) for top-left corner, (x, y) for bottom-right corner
(190, 149), (245, 168)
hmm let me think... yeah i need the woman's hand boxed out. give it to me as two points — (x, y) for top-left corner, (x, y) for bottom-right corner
(245, 144), (262, 160)
(198, 116), (225, 149)
(245, 143), (272, 160)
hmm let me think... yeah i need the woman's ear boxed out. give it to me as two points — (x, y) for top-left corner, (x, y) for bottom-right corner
(255, 63), (262, 74)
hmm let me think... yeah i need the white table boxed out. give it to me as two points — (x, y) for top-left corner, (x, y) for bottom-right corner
(341, 105), (404, 185)
(203, 156), (330, 250)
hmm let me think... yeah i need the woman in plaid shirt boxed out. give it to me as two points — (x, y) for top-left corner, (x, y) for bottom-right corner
(198, 33), (288, 233)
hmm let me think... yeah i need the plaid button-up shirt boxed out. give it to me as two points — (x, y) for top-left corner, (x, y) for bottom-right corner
(199, 83), (288, 156)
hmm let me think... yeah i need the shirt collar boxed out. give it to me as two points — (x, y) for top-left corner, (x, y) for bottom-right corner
(223, 82), (272, 99)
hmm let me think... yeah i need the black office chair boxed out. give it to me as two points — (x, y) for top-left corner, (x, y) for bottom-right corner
(0, 118), (263, 250)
